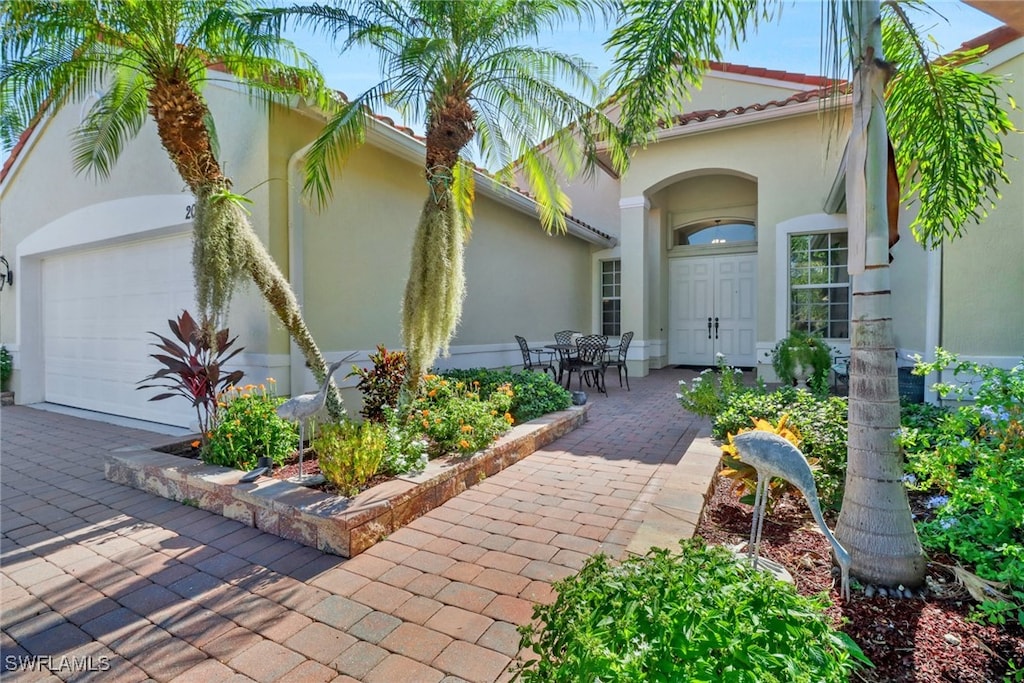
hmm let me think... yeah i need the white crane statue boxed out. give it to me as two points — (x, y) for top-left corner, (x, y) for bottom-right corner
(731, 430), (851, 601)
(276, 357), (348, 483)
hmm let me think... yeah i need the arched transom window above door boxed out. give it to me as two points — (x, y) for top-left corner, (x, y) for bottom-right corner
(673, 219), (757, 247)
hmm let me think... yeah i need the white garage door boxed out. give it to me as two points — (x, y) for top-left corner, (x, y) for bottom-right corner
(43, 232), (198, 428)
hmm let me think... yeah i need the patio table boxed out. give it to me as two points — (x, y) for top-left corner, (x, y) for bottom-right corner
(545, 341), (615, 388)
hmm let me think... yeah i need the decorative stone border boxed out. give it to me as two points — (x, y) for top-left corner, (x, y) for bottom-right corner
(105, 405), (589, 558)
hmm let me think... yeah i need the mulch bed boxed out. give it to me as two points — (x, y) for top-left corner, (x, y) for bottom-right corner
(696, 475), (1024, 682)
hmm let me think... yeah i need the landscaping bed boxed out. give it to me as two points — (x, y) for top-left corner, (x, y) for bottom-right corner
(697, 475), (1024, 682)
(105, 404), (588, 558)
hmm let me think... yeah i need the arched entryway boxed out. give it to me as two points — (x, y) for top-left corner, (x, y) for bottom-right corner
(658, 173), (758, 367)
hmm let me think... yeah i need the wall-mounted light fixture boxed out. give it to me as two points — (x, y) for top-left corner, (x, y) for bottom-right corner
(0, 256), (12, 291)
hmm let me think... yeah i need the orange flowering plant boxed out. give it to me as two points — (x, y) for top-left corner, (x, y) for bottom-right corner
(407, 374), (514, 456)
(203, 381), (296, 471)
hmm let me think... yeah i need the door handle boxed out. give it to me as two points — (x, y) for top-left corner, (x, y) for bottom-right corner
(714, 317), (719, 339)
(707, 317), (712, 339)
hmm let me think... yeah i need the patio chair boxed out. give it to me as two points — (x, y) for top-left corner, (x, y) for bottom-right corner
(568, 334), (609, 395)
(604, 331), (634, 390)
(515, 335), (557, 380)
(553, 329), (580, 384)
(831, 353), (850, 393)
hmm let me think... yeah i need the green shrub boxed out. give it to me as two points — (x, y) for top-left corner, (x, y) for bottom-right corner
(203, 383), (297, 471)
(313, 420), (388, 496)
(898, 352), (1024, 602)
(714, 388), (848, 510)
(348, 345), (409, 423)
(899, 400), (950, 432)
(441, 368), (571, 424)
(0, 345), (11, 390)
(516, 539), (871, 682)
(408, 373), (514, 456)
(676, 354), (764, 419)
(380, 406), (429, 475)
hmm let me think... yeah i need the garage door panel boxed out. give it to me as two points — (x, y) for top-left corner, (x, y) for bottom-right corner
(43, 233), (197, 428)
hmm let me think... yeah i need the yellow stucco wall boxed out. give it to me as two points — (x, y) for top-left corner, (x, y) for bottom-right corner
(268, 106), (595, 364)
(0, 81), (274, 351)
(939, 48), (1024, 358)
(623, 112), (850, 343)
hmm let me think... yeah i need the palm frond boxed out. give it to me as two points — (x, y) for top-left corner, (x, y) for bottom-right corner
(302, 89), (385, 209)
(606, 0), (778, 147)
(882, 11), (1016, 247)
(451, 159), (476, 228)
(71, 66), (150, 179)
(513, 146), (572, 234)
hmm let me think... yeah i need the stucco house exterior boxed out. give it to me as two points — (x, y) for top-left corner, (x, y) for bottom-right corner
(0, 77), (614, 427)
(1, 26), (1021, 430)
(553, 24), (1023, 388)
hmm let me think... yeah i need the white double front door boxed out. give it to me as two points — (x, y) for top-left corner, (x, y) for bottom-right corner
(669, 253), (757, 367)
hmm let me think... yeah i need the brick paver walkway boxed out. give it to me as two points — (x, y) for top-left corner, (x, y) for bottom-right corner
(2, 368), (706, 682)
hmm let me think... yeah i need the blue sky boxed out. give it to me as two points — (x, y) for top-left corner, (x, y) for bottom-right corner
(291, 0), (1003, 130)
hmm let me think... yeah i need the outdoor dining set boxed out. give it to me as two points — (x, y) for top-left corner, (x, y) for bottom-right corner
(515, 330), (634, 395)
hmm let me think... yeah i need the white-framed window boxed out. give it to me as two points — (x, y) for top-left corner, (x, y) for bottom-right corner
(789, 231), (850, 339)
(600, 259), (621, 337)
(673, 219), (756, 247)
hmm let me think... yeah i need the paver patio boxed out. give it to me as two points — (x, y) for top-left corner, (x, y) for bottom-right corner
(2, 368), (712, 682)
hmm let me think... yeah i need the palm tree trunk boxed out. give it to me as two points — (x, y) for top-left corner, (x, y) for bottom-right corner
(239, 226), (346, 420)
(148, 79), (345, 419)
(834, 0), (924, 588)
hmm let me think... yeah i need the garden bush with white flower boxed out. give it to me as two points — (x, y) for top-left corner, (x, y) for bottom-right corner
(676, 353), (764, 419)
(897, 350), (1024, 623)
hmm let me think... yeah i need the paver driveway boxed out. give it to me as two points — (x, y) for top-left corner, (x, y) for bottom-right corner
(2, 368), (706, 682)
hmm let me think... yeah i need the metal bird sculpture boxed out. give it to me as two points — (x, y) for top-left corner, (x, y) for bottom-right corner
(276, 358), (347, 482)
(731, 430), (851, 601)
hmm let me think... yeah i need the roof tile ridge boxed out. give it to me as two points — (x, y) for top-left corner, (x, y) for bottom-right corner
(952, 24), (1021, 55)
(706, 60), (833, 87)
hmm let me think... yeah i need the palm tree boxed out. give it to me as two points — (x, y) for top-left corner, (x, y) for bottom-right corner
(0, 0), (348, 419)
(258, 0), (623, 382)
(606, 0), (1014, 588)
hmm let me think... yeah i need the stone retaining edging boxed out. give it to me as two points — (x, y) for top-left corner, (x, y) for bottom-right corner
(104, 405), (589, 558)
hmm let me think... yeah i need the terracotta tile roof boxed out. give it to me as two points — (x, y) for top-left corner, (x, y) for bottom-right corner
(664, 83), (845, 129)
(954, 24), (1022, 53)
(0, 125), (35, 185)
(665, 25), (1022, 131)
(706, 61), (833, 87)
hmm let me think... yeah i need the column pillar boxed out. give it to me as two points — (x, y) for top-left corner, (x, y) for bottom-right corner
(619, 195), (650, 375)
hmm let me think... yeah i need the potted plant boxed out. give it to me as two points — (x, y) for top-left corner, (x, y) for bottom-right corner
(771, 330), (832, 392)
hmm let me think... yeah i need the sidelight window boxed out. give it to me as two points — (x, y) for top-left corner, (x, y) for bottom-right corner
(600, 259), (621, 336)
